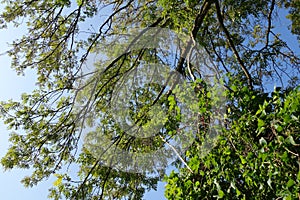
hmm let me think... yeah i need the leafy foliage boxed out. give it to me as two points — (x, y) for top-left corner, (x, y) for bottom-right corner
(165, 84), (300, 199)
(0, 0), (299, 199)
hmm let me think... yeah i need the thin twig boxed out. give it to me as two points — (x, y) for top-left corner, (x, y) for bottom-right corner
(159, 135), (194, 173)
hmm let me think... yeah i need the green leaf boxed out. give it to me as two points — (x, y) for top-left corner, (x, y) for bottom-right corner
(53, 175), (62, 187)
(286, 179), (294, 188)
(218, 190), (225, 198)
(284, 195), (292, 200)
(267, 178), (272, 188)
(223, 148), (231, 155)
(259, 137), (267, 146)
(239, 155), (247, 164)
(207, 91), (211, 98)
(274, 124), (283, 132)
(286, 136), (296, 145)
(257, 119), (265, 128)
(278, 135), (284, 143)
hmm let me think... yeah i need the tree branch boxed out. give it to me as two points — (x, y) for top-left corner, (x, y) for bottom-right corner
(214, 0), (253, 90)
(176, 0), (214, 76)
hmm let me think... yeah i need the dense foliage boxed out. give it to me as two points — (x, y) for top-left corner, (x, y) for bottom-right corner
(0, 0), (299, 199)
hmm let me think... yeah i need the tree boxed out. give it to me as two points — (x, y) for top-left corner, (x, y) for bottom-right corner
(0, 0), (299, 199)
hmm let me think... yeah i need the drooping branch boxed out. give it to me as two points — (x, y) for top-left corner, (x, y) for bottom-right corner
(265, 0), (276, 47)
(214, 0), (253, 90)
(176, 0), (214, 76)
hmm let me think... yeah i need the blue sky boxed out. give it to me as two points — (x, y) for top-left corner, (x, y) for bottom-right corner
(0, 3), (298, 200)
(0, 26), (53, 199)
(0, 16), (58, 199)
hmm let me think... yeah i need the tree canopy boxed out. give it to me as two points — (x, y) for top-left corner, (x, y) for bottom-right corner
(0, 0), (299, 199)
